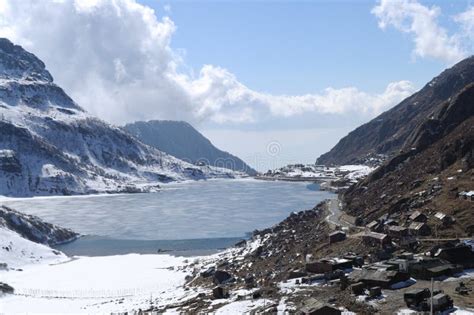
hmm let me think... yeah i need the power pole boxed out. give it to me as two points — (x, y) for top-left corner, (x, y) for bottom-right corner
(430, 278), (434, 315)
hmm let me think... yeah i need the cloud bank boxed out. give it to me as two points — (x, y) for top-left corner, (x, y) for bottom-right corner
(0, 0), (417, 125)
(372, 0), (471, 64)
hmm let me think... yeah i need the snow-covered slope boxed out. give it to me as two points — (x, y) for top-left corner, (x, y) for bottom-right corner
(0, 226), (68, 269)
(0, 38), (237, 197)
(0, 205), (74, 268)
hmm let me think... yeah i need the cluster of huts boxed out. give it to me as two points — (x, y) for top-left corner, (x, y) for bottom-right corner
(299, 241), (473, 314)
(359, 210), (456, 250)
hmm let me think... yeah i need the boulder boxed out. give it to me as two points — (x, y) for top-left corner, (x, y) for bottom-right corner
(213, 270), (233, 285)
(0, 282), (14, 294)
(252, 290), (262, 299)
(244, 274), (255, 287)
(212, 286), (228, 299)
(200, 266), (215, 278)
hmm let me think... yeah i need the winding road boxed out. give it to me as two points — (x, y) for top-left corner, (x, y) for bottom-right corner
(325, 197), (354, 229)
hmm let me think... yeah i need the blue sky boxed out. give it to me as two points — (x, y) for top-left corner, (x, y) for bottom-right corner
(2, 0), (473, 171)
(139, 0), (473, 169)
(155, 0), (440, 93)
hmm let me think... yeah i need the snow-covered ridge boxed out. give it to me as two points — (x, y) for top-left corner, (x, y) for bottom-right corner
(261, 163), (375, 182)
(0, 38), (239, 196)
(0, 205), (78, 245)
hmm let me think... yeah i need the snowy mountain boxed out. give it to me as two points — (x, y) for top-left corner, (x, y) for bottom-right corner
(0, 38), (237, 197)
(123, 120), (257, 175)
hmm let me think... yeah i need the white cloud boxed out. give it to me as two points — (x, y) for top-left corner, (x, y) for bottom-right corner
(372, 0), (467, 64)
(455, 6), (474, 47)
(181, 64), (416, 122)
(0, 0), (416, 125)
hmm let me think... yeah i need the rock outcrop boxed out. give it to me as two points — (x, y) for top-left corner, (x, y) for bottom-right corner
(0, 205), (77, 245)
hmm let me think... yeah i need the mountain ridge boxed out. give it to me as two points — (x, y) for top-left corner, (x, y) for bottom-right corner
(342, 79), (474, 237)
(317, 55), (474, 165)
(124, 120), (257, 175)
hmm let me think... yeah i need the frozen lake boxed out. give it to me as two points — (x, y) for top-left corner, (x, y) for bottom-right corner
(2, 179), (333, 255)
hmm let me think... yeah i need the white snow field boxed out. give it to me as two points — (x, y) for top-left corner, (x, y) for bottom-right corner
(0, 226), (68, 268)
(0, 225), (280, 314)
(1, 248), (194, 313)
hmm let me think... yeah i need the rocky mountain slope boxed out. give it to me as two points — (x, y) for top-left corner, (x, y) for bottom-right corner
(0, 205), (77, 245)
(343, 83), (474, 236)
(0, 38), (237, 197)
(124, 120), (256, 175)
(317, 56), (474, 165)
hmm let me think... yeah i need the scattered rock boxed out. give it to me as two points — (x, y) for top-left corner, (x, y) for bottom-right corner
(212, 286), (228, 299)
(200, 266), (216, 278)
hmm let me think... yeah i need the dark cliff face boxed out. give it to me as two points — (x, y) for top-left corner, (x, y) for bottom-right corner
(0, 38), (53, 81)
(317, 56), (474, 166)
(124, 120), (257, 175)
(342, 84), (474, 236)
(0, 39), (80, 111)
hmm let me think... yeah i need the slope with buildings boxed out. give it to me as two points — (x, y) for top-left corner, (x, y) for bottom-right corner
(317, 56), (474, 166)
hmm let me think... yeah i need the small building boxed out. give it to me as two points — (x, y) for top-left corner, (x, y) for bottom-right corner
(367, 220), (381, 232)
(363, 232), (391, 247)
(431, 293), (454, 312)
(384, 219), (398, 226)
(386, 258), (414, 272)
(425, 265), (463, 279)
(434, 212), (454, 226)
(398, 252), (414, 260)
(349, 269), (410, 289)
(399, 236), (418, 248)
(409, 211), (427, 223)
(329, 231), (346, 244)
(436, 244), (474, 268)
(458, 191), (474, 201)
(350, 282), (365, 295)
(369, 286), (382, 298)
(408, 257), (463, 280)
(404, 288), (431, 308)
(387, 226), (409, 239)
(408, 222), (431, 236)
(299, 298), (342, 315)
(343, 254), (364, 267)
(306, 258), (353, 274)
(368, 262), (398, 271)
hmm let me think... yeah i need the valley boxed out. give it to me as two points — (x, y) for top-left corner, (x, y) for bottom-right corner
(0, 5), (473, 313)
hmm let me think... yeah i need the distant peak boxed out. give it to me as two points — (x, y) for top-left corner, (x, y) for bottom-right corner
(128, 119), (194, 129)
(0, 38), (53, 82)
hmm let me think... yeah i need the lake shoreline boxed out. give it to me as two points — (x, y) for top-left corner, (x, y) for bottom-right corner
(3, 179), (334, 255)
